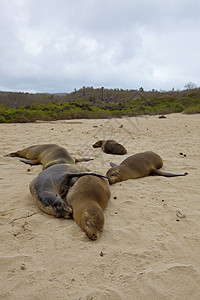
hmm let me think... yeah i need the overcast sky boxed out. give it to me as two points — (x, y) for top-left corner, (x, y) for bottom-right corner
(0, 0), (200, 93)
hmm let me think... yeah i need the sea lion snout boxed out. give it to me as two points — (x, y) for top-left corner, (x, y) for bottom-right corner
(53, 200), (72, 218)
(92, 140), (103, 148)
(85, 223), (101, 240)
(106, 168), (121, 184)
(91, 233), (99, 240)
(84, 214), (104, 240)
(62, 206), (73, 218)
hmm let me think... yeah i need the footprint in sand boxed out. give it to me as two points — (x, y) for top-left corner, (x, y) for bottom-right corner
(80, 288), (122, 300)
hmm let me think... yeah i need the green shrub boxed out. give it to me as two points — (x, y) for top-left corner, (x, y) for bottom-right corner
(184, 103), (200, 114)
(1, 90), (200, 122)
(0, 115), (6, 122)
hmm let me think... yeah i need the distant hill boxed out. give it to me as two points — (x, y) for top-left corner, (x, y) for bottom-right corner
(0, 87), (200, 122)
(0, 87), (193, 109)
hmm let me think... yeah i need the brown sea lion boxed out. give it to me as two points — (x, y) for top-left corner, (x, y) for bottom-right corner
(106, 151), (188, 184)
(92, 140), (127, 155)
(66, 175), (110, 240)
(4, 144), (93, 169)
(29, 164), (107, 218)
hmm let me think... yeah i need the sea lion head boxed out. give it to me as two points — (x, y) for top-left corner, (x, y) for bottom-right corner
(52, 199), (72, 218)
(82, 208), (104, 240)
(92, 140), (104, 148)
(106, 166), (122, 184)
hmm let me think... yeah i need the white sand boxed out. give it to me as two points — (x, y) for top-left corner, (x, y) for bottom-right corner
(0, 113), (200, 299)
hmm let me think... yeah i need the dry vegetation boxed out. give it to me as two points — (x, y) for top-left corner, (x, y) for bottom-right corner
(0, 87), (200, 122)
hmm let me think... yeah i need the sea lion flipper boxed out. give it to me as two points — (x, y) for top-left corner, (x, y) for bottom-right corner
(66, 172), (107, 180)
(59, 172), (108, 200)
(75, 157), (94, 162)
(110, 162), (118, 167)
(19, 158), (41, 166)
(4, 152), (18, 157)
(152, 169), (188, 177)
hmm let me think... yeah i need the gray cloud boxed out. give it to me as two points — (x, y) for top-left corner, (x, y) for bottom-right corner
(0, 0), (200, 92)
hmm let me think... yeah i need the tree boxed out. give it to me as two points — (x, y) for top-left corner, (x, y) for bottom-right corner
(184, 82), (197, 90)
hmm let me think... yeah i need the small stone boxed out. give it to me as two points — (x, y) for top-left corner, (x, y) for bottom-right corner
(176, 210), (186, 218)
(20, 263), (26, 270)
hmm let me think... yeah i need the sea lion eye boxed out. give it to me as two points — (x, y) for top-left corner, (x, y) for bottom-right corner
(111, 171), (119, 177)
(86, 220), (94, 228)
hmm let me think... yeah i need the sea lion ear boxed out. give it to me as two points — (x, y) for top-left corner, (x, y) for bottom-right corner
(110, 162), (118, 167)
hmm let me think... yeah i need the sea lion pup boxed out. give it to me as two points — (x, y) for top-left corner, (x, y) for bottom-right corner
(92, 140), (127, 155)
(106, 151), (188, 184)
(4, 143), (93, 169)
(66, 175), (111, 240)
(29, 164), (107, 218)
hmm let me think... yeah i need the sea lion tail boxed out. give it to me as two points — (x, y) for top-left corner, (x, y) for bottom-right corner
(19, 158), (41, 166)
(152, 169), (188, 177)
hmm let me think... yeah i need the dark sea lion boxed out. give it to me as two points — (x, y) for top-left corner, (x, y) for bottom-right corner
(106, 151), (188, 184)
(66, 175), (110, 240)
(92, 140), (127, 155)
(4, 144), (92, 169)
(29, 164), (107, 218)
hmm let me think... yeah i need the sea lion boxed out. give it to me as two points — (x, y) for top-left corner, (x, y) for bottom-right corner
(66, 175), (110, 240)
(92, 140), (127, 155)
(106, 151), (188, 184)
(4, 144), (92, 169)
(29, 164), (107, 218)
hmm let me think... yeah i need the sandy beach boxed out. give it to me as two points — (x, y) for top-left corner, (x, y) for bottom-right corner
(0, 113), (200, 300)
